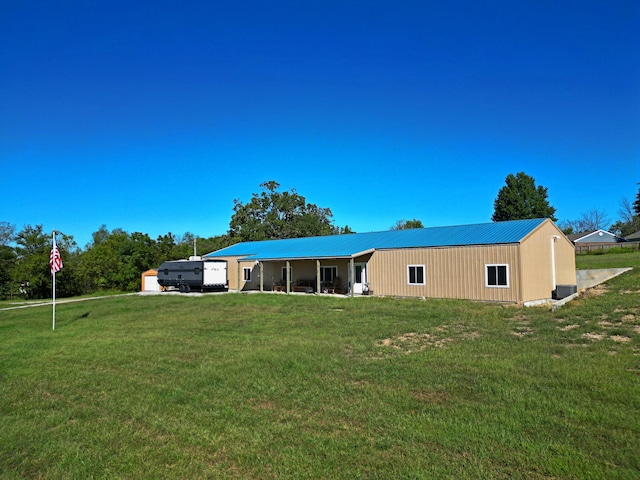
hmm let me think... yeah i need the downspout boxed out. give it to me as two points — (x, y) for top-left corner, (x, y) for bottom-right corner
(551, 235), (560, 294)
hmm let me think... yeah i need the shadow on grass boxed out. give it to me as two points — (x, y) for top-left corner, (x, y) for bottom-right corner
(60, 311), (91, 327)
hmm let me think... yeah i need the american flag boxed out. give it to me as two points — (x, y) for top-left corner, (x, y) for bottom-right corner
(50, 237), (63, 274)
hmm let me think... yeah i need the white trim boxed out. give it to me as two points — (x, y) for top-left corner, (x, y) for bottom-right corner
(407, 264), (425, 285)
(243, 267), (252, 282)
(320, 265), (338, 282)
(281, 265), (292, 281)
(485, 264), (509, 288)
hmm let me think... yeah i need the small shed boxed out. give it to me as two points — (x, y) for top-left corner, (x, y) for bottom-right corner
(141, 269), (161, 292)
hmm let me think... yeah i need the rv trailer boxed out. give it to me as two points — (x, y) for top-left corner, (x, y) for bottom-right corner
(156, 260), (228, 293)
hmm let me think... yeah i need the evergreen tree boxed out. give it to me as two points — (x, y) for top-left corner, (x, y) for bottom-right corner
(492, 172), (557, 222)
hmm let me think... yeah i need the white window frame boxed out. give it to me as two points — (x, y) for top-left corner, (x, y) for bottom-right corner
(485, 264), (509, 288)
(282, 266), (292, 282)
(407, 265), (425, 286)
(243, 267), (252, 282)
(320, 266), (338, 283)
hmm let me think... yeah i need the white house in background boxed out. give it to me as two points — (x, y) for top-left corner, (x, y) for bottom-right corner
(567, 229), (626, 244)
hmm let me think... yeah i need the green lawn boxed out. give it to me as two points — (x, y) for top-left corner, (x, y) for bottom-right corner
(1, 254), (639, 479)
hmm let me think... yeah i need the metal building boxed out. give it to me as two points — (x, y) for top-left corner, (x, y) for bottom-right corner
(204, 218), (576, 304)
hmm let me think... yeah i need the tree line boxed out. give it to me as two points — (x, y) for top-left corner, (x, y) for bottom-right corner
(0, 182), (351, 299)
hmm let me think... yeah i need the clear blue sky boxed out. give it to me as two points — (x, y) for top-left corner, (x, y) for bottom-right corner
(1, 0), (638, 248)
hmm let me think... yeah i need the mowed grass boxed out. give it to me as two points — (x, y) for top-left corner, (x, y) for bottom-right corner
(1, 256), (639, 478)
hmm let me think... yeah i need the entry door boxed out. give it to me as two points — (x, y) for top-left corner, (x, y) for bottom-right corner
(353, 263), (367, 294)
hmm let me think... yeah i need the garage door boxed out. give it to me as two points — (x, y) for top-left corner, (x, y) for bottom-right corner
(143, 275), (160, 291)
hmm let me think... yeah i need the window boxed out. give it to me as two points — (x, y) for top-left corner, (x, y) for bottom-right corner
(355, 265), (363, 283)
(243, 267), (252, 282)
(407, 265), (425, 285)
(320, 266), (337, 283)
(194, 267), (200, 275)
(486, 264), (509, 287)
(282, 266), (292, 282)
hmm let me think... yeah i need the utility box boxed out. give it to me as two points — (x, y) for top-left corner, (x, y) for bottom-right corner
(553, 284), (577, 300)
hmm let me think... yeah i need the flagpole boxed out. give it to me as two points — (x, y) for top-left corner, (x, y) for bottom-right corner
(52, 230), (56, 331)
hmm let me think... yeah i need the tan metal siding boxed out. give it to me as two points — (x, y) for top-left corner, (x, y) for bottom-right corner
(368, 245), (521, 302)
(519, 220), (576, 301)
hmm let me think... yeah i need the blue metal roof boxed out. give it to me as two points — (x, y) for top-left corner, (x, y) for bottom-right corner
(204, 218), (548, 261)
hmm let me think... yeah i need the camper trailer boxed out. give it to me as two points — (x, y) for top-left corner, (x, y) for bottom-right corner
(156, 260), (228, 293)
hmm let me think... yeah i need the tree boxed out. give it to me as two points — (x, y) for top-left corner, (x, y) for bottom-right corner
(78, 228), (158, 292)
(633, 182), (640, 216)
(229, 181), (341, 241)
(0, 222), (16, 298)
(13, 225), (53, 299)
(391, 219), (424, 230)
(492, 172), (557, 222)
(0, 221), (15, 246)
(610, 196), (640, 237)
(567, 208), (610, 233)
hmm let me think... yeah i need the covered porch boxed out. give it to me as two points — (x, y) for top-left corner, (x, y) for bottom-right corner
(239, 253), (373, 297)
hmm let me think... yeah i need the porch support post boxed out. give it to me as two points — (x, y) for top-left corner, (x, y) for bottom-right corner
(237, 262), (241, 292)
(350, 257), (355, 297)
(286, 260), (291, 294)
(259, 261), (264, 293)
(316, 260), (321, 293)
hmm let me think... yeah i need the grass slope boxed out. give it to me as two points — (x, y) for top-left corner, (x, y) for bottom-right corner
(1, 254), (639, 479)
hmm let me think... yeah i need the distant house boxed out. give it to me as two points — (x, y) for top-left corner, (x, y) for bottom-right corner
(625, 230), (640, 243)
(567, 230), (626, 244)
(204, 218), (576, 304)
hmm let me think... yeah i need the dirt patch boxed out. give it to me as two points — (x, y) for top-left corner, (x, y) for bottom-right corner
(512, 326), (533, 337)
(611, 335), (632, 343)
(559, 324), (580, 331)
(599, 321), (620, 328)
(582, 332), (606, 341)
(412, 390), (450, 405)
(378, 332), (452, 351)
(376, 325), (479, 355)
(622, 314), (636, 322)
(583, 285), (608, 297)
